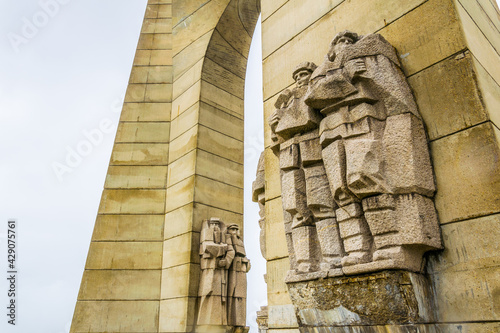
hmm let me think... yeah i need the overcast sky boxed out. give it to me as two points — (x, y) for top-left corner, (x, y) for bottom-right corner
(0, 1), (265, 332)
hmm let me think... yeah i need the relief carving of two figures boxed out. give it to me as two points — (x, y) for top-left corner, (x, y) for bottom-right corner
(269, 31), (443, 279)
(197, 218), (251, 331)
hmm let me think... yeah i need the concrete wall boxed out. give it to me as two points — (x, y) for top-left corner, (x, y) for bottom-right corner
(260, 0), (500, 331)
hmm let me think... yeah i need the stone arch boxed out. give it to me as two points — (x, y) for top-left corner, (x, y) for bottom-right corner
(70, 1), (261, 332)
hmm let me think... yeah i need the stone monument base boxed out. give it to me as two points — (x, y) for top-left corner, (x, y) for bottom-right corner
(287, 270), (436, 328)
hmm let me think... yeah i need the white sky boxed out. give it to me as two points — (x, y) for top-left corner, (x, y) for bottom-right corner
(0, 0), (265, 332)
(2, 1), (499, 333)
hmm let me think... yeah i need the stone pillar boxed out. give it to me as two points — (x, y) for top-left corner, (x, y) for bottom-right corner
(70, 1), (259, 332)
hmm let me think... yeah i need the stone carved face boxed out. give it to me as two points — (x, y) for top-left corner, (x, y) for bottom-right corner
(209, 220), (220, 231)
(227, 226), (239, 236)
(328, 34), (356, 61)
(293, 69), (313, 88)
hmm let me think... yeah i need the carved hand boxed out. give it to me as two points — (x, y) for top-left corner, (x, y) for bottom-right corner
(345, 58), (367, 80)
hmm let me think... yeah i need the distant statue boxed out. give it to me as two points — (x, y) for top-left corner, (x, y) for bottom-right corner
(252, 152), (267, 260)
(226, 224), (251, 327)
(197, 218), (250, 331)
(197, 218), (233, 326)
(269, 61), (344, 279)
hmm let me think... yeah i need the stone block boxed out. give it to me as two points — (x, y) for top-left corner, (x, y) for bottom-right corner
(199, 102), (244, 141)
(192, 202), (243, 232)
(261, 0), (288, 21)
(165, 175), (195, 212)
(268, 304), (299, 329)
(264, 147), (282, 201)
(168, 125), (197, 163)
(172, 0), (208, 26)
(145, 83), (173, 102)
(169, 102), (199, 139)
(196, 149), (243, 188)
(265, 197), (288, 260)
(408, 52), (488, 141)
(431, 122), (500, 223)
(85, 242), (163, 269)
(172, 80), (201, 118)
(121, 103), (171, 122)
(134, 49), (151, 66)
(173, 31), (211, 80)
(167, 149), (196, 187)
(162, 232), (200, 267)
(151, 49), (173, 66)
(472, 52), (500, 129)
(201, 56), (245, 99)
(148, 66), (173, 84)
(172, 0), (226, 55)
(206, 29), (247, 79)
(78, 270), (161, 300)
(262, 0), (343, 58)
(125, 83), (146, 102)
(152, 33), (173, 50)
(455, 0), (500, 85)
(197, 125), (244, 164)
(110, 143), (169, 166)
(71, 300), (159, 332)
(161, 263), (200, 299)
(287, 271), (436, 326)
(163, 202), (243, 240)
(194, 176), (243, 214)
(428, 214), (500, 274)
(92, 214), (164, 241)
(267, 258), (293, 306)
(435, 322), (500, 333)
(200, 80), (244, 119)
(115, 122), (171, 143)
(105, 166), (167, 189)
(164, 203), (195, 240)
(173, 57), (203, 100)
(98, 189), (166, 214)
(158, 297), (197, 333)
(215, 0), (252, 57)
(380, 0), (465, 76)
(431, 265), (500, 322)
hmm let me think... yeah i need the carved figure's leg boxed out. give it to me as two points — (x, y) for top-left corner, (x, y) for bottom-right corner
(291, 223), (320, 272)
(362, 193), (442, 271)
(303, 163), (343, 270)
(336, 203), (372, 266)
(322, 139), (358, 206)
(344, 126), (389, 199)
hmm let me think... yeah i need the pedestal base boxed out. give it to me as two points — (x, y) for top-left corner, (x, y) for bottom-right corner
(287, 270), (436, 327)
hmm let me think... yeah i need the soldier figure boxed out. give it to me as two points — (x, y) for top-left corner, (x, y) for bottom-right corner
(226, 224), (251, 328)
(269, 62), (344, 277)
(197, 218), (233, 326)
(304, 31), (442, 272)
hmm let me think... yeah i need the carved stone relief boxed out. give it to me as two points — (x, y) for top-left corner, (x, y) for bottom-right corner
(269, 31), (443, 280)
(197, 218), (251, 332)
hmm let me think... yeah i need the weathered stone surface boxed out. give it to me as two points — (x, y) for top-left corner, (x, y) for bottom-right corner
(92, 215), (164, 241)
(159, 297), (197, 332)
(85, 241), (163, 269)
(268, 305), (299, 329)
(78, 270), (161, 300)
(110, 143), (169, 166)
(105, 166), (168, 189)
(287, 271), (436, 326)
(161, 263), (200, 299)
(431, 122), (500, 223)
(71, 301), (159, 332)
(99, 189), (166, 214)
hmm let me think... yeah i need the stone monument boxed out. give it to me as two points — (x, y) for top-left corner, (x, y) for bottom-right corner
(197, 218), (250, 333)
